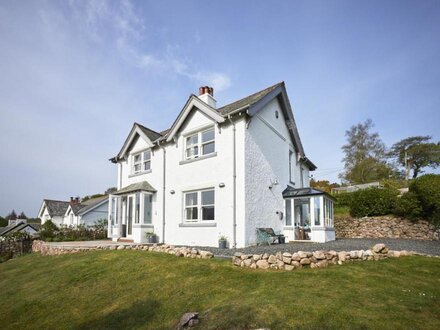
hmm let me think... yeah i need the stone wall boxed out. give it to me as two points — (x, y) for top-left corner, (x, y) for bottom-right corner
(334, 216), (439, 240)
(0, 238), (33, 261)
(32, 240), (214, 259)
(232, 244), (414, 270)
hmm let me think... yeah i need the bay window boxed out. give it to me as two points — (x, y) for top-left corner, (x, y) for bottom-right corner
(184, 188), (215, 222)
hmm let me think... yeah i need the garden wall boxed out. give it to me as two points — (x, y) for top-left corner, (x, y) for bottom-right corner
(334, 216), (439, 240)
(0, 238), (33, 262)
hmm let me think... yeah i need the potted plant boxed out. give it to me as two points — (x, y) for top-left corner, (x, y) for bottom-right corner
(145, 231), (157, 244)
(218, 236), (228, 249)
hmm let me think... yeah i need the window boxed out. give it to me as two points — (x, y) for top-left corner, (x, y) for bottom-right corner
(135, 193), (140, 224)
(184, 128), (215, 160)
(143, 194), (152, 224)
(314, 197), (321, 226)
(132, 150), (151, 174)
(285, 199), (292, 226)
(184, 189), (215, 222)
(289, 150), (294, 183)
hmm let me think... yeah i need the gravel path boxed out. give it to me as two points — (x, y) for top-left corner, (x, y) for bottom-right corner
(197, 238), (440, 257)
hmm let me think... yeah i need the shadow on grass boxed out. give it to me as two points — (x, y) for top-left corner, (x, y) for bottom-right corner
(77, 299), (160, 330)
(198, 303), (261, 329)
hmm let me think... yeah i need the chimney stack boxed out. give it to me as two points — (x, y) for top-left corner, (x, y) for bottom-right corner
(198, 85), (216, 108)
(70, 196), (80, 205)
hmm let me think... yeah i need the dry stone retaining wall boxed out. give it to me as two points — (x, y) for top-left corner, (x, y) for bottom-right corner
(232, 244), (414, 270)
(1, 238), (33, 261)
(32, 240), (214, 259)
(334, 216), (439, 240)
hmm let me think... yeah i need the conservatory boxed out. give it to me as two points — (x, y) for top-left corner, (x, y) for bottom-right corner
(282, 187), (335, 243)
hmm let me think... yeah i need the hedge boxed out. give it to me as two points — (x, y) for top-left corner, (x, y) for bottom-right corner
(408, 174), (440, 226)
(347, 187), (398, 218)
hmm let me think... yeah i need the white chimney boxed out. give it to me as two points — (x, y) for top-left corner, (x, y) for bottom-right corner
(198, 86), (217, 108)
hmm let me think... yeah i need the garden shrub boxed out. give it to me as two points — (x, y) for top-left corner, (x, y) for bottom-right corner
(408, 174), (440, 226)
(394, 192), (423, 221)
(333, 192), (353, 207)
(348, 187), (398, 217)
(37, 219), (108, 242)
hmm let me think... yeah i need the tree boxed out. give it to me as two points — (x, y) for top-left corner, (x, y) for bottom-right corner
(340, 119), (390, 184)
(310, 179), (340, 193)
(105, 187), (117, 194)
(390, 136), (440, 179)
(5, 210), (17, 220)
(17, 212), (27, 219)
(0, 216), (7, 227)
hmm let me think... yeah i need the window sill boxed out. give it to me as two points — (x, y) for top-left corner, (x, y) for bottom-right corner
(129, 169), (152, 178)
(179, 152), (217, 165)
(179, 222), (217, 228)
(132, 224), (154, 228)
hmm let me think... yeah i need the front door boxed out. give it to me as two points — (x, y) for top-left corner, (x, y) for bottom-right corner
(294, 198), (311, 240)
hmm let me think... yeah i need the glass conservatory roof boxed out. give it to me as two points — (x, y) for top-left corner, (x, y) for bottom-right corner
(282, 187), (334, 199)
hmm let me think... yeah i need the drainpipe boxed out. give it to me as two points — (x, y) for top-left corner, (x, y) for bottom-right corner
(228, 115), (237, 248)
(161, 143), (167, 244)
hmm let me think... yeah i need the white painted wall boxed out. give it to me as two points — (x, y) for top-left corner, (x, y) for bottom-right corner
(244, 98), (309, 246)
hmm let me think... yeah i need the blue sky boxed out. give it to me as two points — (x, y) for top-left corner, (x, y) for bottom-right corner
(1, 0), (439, 217)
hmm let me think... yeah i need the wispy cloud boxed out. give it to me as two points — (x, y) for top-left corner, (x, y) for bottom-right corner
(68, 0), (231, 91)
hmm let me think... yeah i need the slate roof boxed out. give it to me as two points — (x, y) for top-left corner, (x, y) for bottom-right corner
(44, 200), (70, 217)
(114, 181), (157, 195)
(137, 123), (163, 141)
(217, 82), (283, 115)
(0, 222), (39, 236)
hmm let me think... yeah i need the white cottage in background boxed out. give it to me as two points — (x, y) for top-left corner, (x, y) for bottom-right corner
(108, 82), (335, 248)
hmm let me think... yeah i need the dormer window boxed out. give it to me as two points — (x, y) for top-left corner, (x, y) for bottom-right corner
(132, 150), (151, 174)
(184, 127), (215, 160)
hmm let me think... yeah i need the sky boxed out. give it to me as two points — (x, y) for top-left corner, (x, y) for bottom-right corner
(0, 0), (439, 217)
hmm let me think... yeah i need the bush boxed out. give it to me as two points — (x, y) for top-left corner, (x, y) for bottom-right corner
(348, 187), (398, 217)
(38, 220), (59, 241)
(394, 192), (423, 221)
(408, 174), (440, 226)
(332, 193), (353, 207)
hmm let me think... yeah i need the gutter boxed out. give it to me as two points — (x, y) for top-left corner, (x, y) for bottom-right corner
(227, 115), (237, 248)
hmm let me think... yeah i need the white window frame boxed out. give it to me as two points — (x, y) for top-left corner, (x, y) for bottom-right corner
(183, 188), (215, 223)
(184, 127), (215, 160)
(132, 150), (151, 174)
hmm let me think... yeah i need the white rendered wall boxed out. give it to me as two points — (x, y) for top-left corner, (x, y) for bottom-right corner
(244, 98), (308, 246)
(116, 110), (246, 247)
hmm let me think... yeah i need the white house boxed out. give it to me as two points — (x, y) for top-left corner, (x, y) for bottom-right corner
(108, 82), (335, 248)
(63, 196), (109, 227)
(0, 221), (39, 237)
(38, 199), (70, 226)
(39, 197), (108, 228)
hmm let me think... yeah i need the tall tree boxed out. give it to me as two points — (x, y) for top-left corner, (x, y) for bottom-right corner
(17, 212), (27, 219)
(340, 119), (390, 184)
(5, 210), (17, 220)
(390, 136), (440, 179)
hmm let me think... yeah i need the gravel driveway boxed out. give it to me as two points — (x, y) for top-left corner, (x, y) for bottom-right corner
(198, 238), (440, 257)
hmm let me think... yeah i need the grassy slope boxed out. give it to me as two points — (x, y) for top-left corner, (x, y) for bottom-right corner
(1, 251), (439, 330)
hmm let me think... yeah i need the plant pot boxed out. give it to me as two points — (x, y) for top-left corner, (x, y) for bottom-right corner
(218, 240), (227, 249)
(146, 235), (156, 244)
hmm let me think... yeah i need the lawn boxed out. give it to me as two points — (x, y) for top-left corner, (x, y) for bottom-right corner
(1, 251), (439, 330)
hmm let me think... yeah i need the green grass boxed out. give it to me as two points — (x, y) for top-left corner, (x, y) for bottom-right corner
(334, 206), (350, 216)
(1, 251), (439, 329)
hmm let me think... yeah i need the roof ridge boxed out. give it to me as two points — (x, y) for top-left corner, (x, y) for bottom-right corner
(218, 81), (284, 111)
(135, 122), (163, 136)
(44, 199), (69, 203)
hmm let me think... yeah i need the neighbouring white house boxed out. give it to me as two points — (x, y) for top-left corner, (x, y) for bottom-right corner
(63, 196), (109, 227)
(108, 82), (335, 248)
(38, 199), (70, 226)
(38, 196), (108, 227)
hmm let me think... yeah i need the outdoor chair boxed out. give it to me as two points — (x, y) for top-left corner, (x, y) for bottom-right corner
(256, 228), (285, 246)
